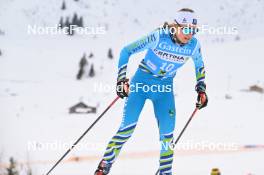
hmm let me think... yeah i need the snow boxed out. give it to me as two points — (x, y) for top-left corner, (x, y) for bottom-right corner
(0, 0), (264, 174)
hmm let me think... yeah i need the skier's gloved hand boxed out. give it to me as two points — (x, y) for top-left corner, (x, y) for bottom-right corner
(116, 78), (130, 99)
(196, 92), (208, 109)
(195, 82), (208, 109)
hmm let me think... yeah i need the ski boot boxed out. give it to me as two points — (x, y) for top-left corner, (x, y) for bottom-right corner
(159, 171), (172, 175)
(94, 160), (112, 175)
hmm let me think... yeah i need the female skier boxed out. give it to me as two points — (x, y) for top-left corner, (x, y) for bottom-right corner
(95, 8), (208, 175)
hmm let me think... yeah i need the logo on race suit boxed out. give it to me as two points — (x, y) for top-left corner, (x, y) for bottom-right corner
(158, 42), (192, 55)
(169, 109), (175, 117)
(128, 34), (157, 54)
(153, 49), (189, 63)
(158, 70), (167, 75)
(146, 60), (157, 71)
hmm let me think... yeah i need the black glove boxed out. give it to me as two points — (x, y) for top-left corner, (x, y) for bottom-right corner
(195, 82), (208, 109)
(116, 79), (129, 99)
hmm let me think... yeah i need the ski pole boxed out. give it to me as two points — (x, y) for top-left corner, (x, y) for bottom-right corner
(45, 96), (120, 175)
(155, 107), (199, 175)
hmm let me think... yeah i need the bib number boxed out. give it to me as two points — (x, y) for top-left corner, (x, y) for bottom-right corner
(160, 62), (175, 72)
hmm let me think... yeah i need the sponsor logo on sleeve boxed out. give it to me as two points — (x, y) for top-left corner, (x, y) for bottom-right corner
(128, 34), (157, 54)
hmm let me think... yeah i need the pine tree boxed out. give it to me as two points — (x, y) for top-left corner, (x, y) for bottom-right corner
(65, 17), (74, 35)
(61, 0), (66, 10)
(72, 13), (78, 26)
(108, 48), (113, 59)
(6, 157), (19, 175)
(58, 16), (64, 29)
(80, 54), (88, 67)
(78, 16), (84, 27)
(88, 52), (94, 58)
(89, 64), (95, 77)
(76, 68), (84, 80)
(65, 17), (70, 28)
(77, 54), (88, 80)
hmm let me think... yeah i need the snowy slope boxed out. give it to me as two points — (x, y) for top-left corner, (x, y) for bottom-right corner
(1, 0), (264, 175)
(1, 33), (264, 175)
(1, 0), (264, 41)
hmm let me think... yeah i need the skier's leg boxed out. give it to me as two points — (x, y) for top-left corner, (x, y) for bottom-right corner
(102, 83), (147, 164)
(152, 90), (176, 175)
(95, 90), (146, 174)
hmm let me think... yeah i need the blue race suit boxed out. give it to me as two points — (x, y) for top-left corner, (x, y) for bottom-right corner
(103, 27), (205, 174)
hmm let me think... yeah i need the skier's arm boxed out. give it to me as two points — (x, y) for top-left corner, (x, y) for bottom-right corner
(192, 41), (208, 109)
(117, 30), (160, 81)
(192, 41), (205, 84)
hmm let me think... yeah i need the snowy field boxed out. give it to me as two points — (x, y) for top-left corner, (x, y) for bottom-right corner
(0, 0), (264, 174)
